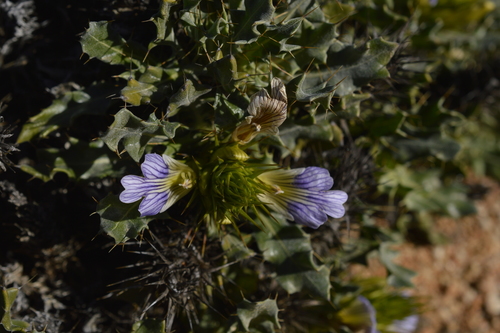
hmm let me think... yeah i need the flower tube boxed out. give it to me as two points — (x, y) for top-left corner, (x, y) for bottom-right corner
(119, 153), (196, 216)
(257, 167), (347, 229)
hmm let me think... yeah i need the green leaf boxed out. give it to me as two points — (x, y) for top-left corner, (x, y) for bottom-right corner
(221, 233), (255, 261)
(404, 184), (477, 218)
(277, 115), (337, 158)
(80, 21), (146, 66)
(290, 19), (338, 64)
(19, 138), (121, 182)
(1, 288), (29, 332)
(366, 112), (405, 137)
(101, 108), (181, 162)
(148, 1), (176, 46)
(120, 66), (179, 106)
(17, 83), (119, 143)
(97, 193), (161, 243)
(390, 135), (461, 162)
(255, 225), (331, 299)
(121, 79), (156, 106)
(276, 259), (331, 298)
(131, 319), (166, 333)
(379, 243), (416, 288)
(259, 18), (302, 54)
(237, 299), (280, 333)
(295, 38), (398, 106)
(210, 55), (238, 93)
(232, 0), (275, 44)
(212, 92), (245, 129)
(280, 0), (326, 23)
(166, 80), (212, 117)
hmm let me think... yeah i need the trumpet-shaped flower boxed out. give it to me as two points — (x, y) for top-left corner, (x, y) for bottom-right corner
(119, 153), (196, 217)
(257, 167), (347, 229)
(232, 77), (287, 144)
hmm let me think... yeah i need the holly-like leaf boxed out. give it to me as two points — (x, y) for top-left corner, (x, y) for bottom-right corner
(166, 80), (212, 117)
(148, 1), (176, 47)
(259, 18), (302, 54)
(1, 288), (30, 332)
(232, 0), (275, 44)
(222, 233), (255, 261)
(80, 21), (146, 66)
(276, 115), (338, 158)
(210, 55), (239, 93)
(19, 138), (122, 182)
(101, 108), (181, 162)
(255, 225), (331, 299)
(97, 193), (162, 243)
(17, 83), (119, 143)
(295, 38), (398, 106)
(237, 299), (280, 333)
(120, 66), (179, 106)
(289, 19), (338, 65)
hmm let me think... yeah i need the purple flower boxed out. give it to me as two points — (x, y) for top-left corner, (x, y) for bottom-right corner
(388, 314), (419, 333)
(357, 296), (378, 333)
(119, 153), (196, 216)
(257, 167), (347, 228)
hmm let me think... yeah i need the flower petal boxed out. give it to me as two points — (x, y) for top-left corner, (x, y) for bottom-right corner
(141, 153), (169, 179)
(258, 166), (347, 228)
(288, 201), (328, 229)
(247, 89), (271, 117)
(139, 191), (170, 216)
(271, 77), (287, 103)
(293, 167), (333, 191)
(119, 175), (147, 203)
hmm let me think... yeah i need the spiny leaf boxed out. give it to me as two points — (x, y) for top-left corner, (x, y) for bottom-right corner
(222, 233), (255, 261)
(255, 225), (331, 299)
(279, 0), (327, 23)
(289, 19), (338, 64)
(166, 80), (212, 117)
(260, 18), (303, 54)
(80, 21), (146, 66)
(295, 38), (398, 106)
(232, 0), (275, 44)
(148, 1), (176, 46)
(1, 288), (30, 332)
(97, 193), (162, 244)
(120, 66), (179, 106)
(276, 115), (338, 158)
(101, 108), (181, 162)
(210, 55), (238, 93)
(237, 299), (280, 333)
(17, 83), (119, 143)
(332, 93), (372, 118)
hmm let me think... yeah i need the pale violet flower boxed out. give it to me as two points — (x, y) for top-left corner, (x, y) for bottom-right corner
(357, 296), (379, 333)
(388, 314), (419, 333)
(119, 154), (196, 216)
(232, 77), (287, 144)
(257, 167), (347, 229)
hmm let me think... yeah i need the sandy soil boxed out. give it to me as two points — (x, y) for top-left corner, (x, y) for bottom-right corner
(350, 176), (500, 333)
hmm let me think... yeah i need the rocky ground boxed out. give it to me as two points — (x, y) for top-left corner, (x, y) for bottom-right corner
(351, 175), (500, 333)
